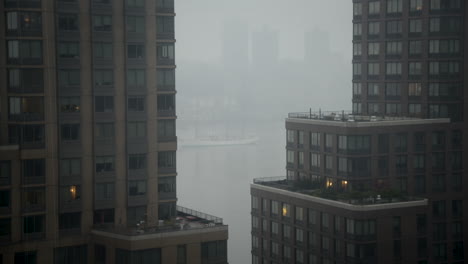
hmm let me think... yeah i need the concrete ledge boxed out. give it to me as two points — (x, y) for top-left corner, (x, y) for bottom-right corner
(252, 183), (428, 212)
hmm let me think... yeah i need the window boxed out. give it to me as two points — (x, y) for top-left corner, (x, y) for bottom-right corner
(15, 251), (37, 264)
(409, 104), (422, 114)
(158, 176), (176, 194)
(54, 245), (87, 264)
(338, 135), (371, 153)
(433, 200), (446, 217)
(157, 94), (175, 111)
(6, 11), (42, 35)
(95, 96), (114, 113)
(158, 151), (176, 168)
(409, 19), (422, 33)
(58, 42), (79, 58)
(429, 61), (460, 76)
(353, 83), (362, 95)
(177, 245), (186, 264)
(0, 190), (10, 208)
(60, 185), (81, 202)
(127, 206), (146, 225)
(310, 153), (320, 169)
(95, 156), (114, 172)
(386, 83), (401, 97)
(353, 23), (362, 36)
(128, 122), (146, 137)
(433, 243), (447, 261)
(58, 70), (80, 86)
(23, 215), (44, 234)
(8, 96), (44, 120)
(322, 213), (329, 228)
(94, 209), (114, 224)
(93, 15), (112, 31)
(452, 200), (462, 218)
(22, 159), (45, 180)
(201, 241), (227, 263)
(127, 69), (145, 86)
(353, 63), (362, 75)
(95, 123), (114, 139)
(126, 16), (145, 33)
(0, 218), (11, 238)
(61, 124), (80, 141)
(295, 207), (304, 222)
(430, 17), (462, 33)
(386, 62), (402, 76)
(129, 154), (146, 170)
(353, 103), (362, 114)
(410, 0), (423, 11)
(387, 0), (402, 13)
(127, 44), (144, 59)
(7, 40), (42, 63)
(156, 0), (174, 11)
(353, 3), (362, 16)
(386, 20), (402, 35)
(126, 0), (144, 7)
(157, 43), (175, 59)
(408, 83), (422, 96)
(368, 42), (380, 56)
(60, 159), (80, 177)
(156, 69), (175, 88)
(368, 103), (380, 114)
(94, 70), (113, 86)
(414, 175), (426, 193)
(58, 14), (78, 31)
(282, 203), (291, 217)
(93, 42), (112, 58)
(156, 16), (174, 35)
(310, 132), (320, 149)
(409, 62), (422, 76)
(395, 155), (407, 172)
(0, 161), (11, 186)
(386, 41), (402, 55)
(128, 180), (146, 196)
(368, 83), (380, 96)
(128, 97), (145, 112)
(60, 97), (80, 113)
(368, 63), (380, 76)
(353, 43), (362, 56)
(158, 120), (175, 138)
(369, 1), (381, 14)
(368, 22), (380, 35)
(409, 40), (422, 55)
(59, 212), (81, 230)
(296, 228), (304, 244)
(9, 125), (45, 147)
(95, 183), (114, 200)
(8, 68), (43, 92)
(394, 133), (407, 152)
(429, 39), (460, 55)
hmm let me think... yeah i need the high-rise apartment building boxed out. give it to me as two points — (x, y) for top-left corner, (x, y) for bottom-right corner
(251, 0), (467, 263)
(0, 0), (228, 263)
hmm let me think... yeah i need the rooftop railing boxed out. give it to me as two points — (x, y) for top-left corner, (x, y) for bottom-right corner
(288, 110), (426, 122)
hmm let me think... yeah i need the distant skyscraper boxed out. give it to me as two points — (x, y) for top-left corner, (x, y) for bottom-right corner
(0, 0), (228, 263)
(251, 1), (467, 263)
(251, 26), (279, 68)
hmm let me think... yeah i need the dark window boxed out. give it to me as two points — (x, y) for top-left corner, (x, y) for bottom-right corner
(452, 200), (462, 218)
(156, 43), (175, 59)
(158, 176), (176, 193)
(58, 70), (80, 87)
(95, 183), (114, 200)
(54, 245), (87, 264)
(432, 152), (445, 170)
(417, 214), (427, 234)
(127, 206), (146, 225)
(7, 40), (42, 64)
(22, 188), (45, 211)
(127, 69), (145, 86)
(0, 218), (11, 237)
(201, 240), (227, 263)
(432, 174), (446, 192)
(129, 154), (146, 170)
(126, 16), (145, 33)
(14, 251), (37, 264)
(60, 97), (80, 113)
(128, 180), (146, 196)
(115, 248), (161, 264)
(61, 124), (80, 141)
(451, 151), (462, 170)
(128, 97), (145, 112)
(94, 209), (114, 225)
(156, 16), (174, 36)
(0, 161), (11, 186)
(95, 245), (106, 264)
(22, 159), (45, 178)
(95, 123), (114, 139)
(23, 215), (44, 234)
(126, 0), (144, 7)
(158, 202), (176, 220)
(156, 69), (175, 89)
(156, 0), (174, 12)
(157, 95), (175, 111)
(94, 70), (113, 86)
(433, 200), (446, 217)
(414, 175), (425, 194)
(433, 222), (446, 240)
(158, 151), (175, 168)
(58, 42), (79, 58)
(8, 96), (44, 121)
(158, 120), (175, 137)
(58, 14), (78, 31)
(451, 173), (462, 191)
(8, 68), (43, 93)
(95, 156), (114, 172)
(95, 96), (114, 112)
(6, 11), (42, 36)
(60, 159), (80, 177)
(127, 122), (146, 137)
(93, 42), (113, 58)
(0, 190), (11, 208)
(93, 15), (112, 31)
(127, 44), (144, 59)
(177, 245), (186, 264)
(59, 212), (81, 230)
(453, 241), (464, 260)
(451, 130), (462, 146)
(394, 133), (407, 152)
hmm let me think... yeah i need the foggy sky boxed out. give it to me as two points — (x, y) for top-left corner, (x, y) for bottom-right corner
(176, 0), (353, 61)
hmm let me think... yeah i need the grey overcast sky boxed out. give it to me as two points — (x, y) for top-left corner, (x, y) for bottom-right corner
(176, 0), (353, 61)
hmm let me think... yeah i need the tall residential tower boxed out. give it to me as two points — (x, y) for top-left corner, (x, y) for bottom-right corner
(251, 0), (467, 263)
(0, 0), (228, 263)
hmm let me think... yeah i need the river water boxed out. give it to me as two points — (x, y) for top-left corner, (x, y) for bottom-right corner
(177, 121), (285, 264)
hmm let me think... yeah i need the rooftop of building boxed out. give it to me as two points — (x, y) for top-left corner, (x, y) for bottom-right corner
(92, 205), (226, 240)
(252, 177), (427, 211)
(287, 111), (450, 127)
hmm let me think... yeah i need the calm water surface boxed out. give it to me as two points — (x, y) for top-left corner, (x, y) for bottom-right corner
(178, 122), (285, 264)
